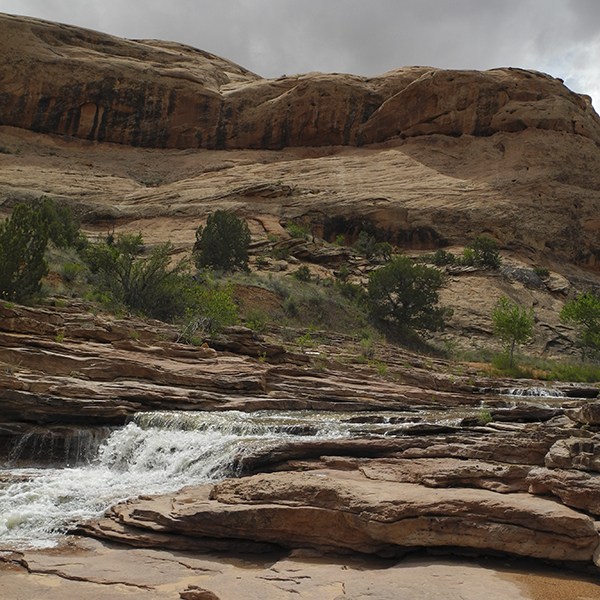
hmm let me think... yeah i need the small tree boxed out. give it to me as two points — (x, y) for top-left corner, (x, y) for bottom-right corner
(353, 230), (377, 259)
(86, 233), (190, 320)
(0, 203), (49, 303)
(178, 282), (239, 343)
(560, 292), (600, 360)
(35, 197), (87, 251)
(469, 235), (502, 270)
(194, 210), (251, 272)
(491, 296), (534, 367)
(367, 256), (453, 332)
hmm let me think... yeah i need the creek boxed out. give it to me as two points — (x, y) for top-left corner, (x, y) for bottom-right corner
(0, 408), (479, 550)
(0, 388), (583, 552)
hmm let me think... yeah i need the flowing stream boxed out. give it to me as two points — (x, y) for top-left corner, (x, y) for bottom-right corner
(0, 408), (476, 550)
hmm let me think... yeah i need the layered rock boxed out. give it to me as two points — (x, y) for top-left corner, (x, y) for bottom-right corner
(75, 402), (600, 570)
(80, 457), (600, 567)
(1, 287), (600, 570)
(1, 13), (599, 150)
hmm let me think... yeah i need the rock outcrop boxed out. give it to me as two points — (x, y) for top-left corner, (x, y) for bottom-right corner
(3, 12), (600, 581)
(80, 426), (600, 569)
(1, 270), (600, 573)
(0, 301), (522, 461)
(1, 13), (600, 150)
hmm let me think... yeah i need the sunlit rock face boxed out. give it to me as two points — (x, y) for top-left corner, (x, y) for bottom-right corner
(1, 13), (600, 150)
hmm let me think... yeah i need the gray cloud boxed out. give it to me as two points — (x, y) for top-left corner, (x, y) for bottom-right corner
(2, 0), (600, 104)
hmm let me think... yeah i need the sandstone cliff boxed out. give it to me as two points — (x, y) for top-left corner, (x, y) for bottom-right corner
(1, 13), (600, 150)
(3, 12), (600, 276)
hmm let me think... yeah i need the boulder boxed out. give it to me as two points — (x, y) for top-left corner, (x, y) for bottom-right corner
(527, 467), (600, 515)
(180, 587), (221, 600)
(567, 401), (600, 425)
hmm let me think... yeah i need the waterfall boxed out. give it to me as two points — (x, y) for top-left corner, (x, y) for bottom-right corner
(8, 426), (114, 467)
(502, 387), (566, 398)
(0, 409), (474, 549)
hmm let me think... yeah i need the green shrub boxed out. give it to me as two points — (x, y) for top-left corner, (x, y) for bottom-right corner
(560, 292), (600, 360)
(60, 261), (86, 282)
(283, 296), (299, 317)
(293, 265), (311, 282)
(34, 197), (87, 251)
(85, 233), (190, 321)
(353, 230), (377, 259)
(359, 337), (374, 359)
(367, 256), (453, 332)
(270, 245), (291, 261)
(178, 283), (239, 342)
(533, 266), (550, 278)
(194, 210), (251, 272)
(491, 296), (534, 368)
(432, 248), (456, 266)
(479, 406), (493, 424)
(336, 264), (349, 282)
(547, 361), (600, 383)
(336, 281), (367, 305)
(286, 221), (311, 240)
(468, 235), (501, 269)
(245, 309), (269, 332)
(0, 203), (49, 303)
(375, 241), (393, 262)
(375, 361), (387, 375)
(458, 248), (475, 266)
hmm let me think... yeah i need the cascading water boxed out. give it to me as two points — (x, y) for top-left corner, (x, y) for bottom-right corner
(502, 387), (566, 398)
(0, 408), (475, 550)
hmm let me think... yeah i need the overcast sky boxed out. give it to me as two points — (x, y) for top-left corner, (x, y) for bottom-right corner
(2, 0), (600, 107)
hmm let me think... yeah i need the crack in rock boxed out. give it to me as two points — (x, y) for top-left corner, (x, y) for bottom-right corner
(20, 559), (155, 590)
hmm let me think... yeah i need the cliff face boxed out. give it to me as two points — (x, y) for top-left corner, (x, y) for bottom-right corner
(2, 13), (600, 150)
(2, 12), (600, 275)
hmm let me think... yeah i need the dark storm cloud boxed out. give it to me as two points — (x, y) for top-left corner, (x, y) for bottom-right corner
(1, 0), (600, 103)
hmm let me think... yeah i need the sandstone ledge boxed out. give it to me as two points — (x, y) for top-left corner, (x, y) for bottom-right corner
(77, 428), (600, 571)
(79, 466), (600, 568)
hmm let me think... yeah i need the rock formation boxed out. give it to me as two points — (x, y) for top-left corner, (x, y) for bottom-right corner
(80, 425), (600, 570)
(1, 298), (599, 571)
(3, 12), (600, 586)
(3, 12), (600, 276)
(1, 13), (600, 151)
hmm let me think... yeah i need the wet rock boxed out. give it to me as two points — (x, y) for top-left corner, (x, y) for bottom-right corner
(235, 431), (561, 475)
(491, 405), (563, 423)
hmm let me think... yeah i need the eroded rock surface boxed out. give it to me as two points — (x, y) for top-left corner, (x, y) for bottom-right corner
(80, 466), (599, 565)
(6, 537), (582, 600)
(2, 14), (599, 150)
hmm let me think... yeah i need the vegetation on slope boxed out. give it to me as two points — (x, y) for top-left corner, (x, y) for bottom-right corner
(1, 200), (599, 383)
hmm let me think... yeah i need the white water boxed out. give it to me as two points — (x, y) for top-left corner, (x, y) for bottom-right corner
(0, 409), (471, 550)
(502, 387), (566, 398)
